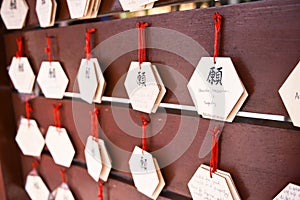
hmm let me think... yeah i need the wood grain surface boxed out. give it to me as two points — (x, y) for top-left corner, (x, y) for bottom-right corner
(0, 162), (7, 200)
(0, 0), (300, 199)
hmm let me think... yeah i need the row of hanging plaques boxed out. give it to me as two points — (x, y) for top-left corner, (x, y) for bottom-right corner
(9, 32), (107, 102)
(17, 101), (300, 200)
(17, 104), (110, 200)
(24, 164), (300, 200)
(16, 102), (167, 199)
(16, 103), (300, 200)
(8, 17), (300, 126)
(0, 0), (159, 29)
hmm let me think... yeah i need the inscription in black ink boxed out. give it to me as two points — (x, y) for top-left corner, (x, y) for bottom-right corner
(18, 63), (24, 72)
(295, 92), (299, 100)
(91, 147), (95, 157)
(140, 156), (148, 171)
(137, 71), (146, 87)
(85, 66), (90, 79)
(48, 68), (56, 78)
(207, 67), (223, 85)
(33, 182), (40, 190)
(10, 0), (17, 9)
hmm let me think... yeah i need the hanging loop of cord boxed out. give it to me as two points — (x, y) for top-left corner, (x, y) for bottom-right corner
(90, 108), (99, 141)
(45, 36), (53, 63)
(209, 127), (220, 178)
(136, 22), (149, 68)
(25, 100), (32, 127)
(32, 160), (39, 176)
(212, 12), (222, 64)
(60, 169), (66, 183)
(98, 181), (103, 200)
(16, 36), (23, 58)
(85, 28), (96, 60)
(53, 103), (62, 130)
(139, 116), (148, 152)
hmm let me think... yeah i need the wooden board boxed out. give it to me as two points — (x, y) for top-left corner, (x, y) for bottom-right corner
(1, 0), (300, 199)
(0, 162), (7, 200)
(0, 90), (28, 200)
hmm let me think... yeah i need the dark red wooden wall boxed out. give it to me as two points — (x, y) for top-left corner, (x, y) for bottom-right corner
(0, 0), (299, 199)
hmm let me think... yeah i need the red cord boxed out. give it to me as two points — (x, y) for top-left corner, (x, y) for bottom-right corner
(53, 103), (62, 129)
(136, 22), (149, 67)
(45, 36), (53, 63)
(85, 28), (96, 60)
(212, 12), (222, 64)
(25, 100), (32, 127)
(98, 181), (103, 200)
(209, 127), (220, 177)
(90, 111), (94, 138)
(16, 36), (23, 58)
(60, 169), (66, 183)
(139, 116), (148, 152)
(32, 160), (39, 175)
(90, 108), (99, 140)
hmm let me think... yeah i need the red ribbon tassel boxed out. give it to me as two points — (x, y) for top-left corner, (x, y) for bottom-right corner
(53, 103), (62, 129)
(60, 170), (66, 183)
(139, 116), (148, 152)
(85, 28), (96, 60)
(45, 36), (53, 63)
(25, 100), (32, 127)
(90, 108), (99, 140)
(98, 181), (103, 200)
(32, 160), (39, 176)
(209, 127), (220, 177)
(136, 22), (149, 67)
(212, 12), (222, 64)
(16, 36), (23, 58)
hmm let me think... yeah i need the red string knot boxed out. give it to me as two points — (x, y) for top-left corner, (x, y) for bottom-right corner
(213, 12), (222, 32)
(136, 22), (149, 28)
(209, 127), (220, 137)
